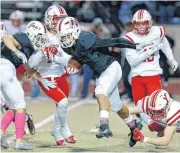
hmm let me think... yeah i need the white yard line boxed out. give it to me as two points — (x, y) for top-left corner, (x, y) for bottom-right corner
(7, 100), (87, 144)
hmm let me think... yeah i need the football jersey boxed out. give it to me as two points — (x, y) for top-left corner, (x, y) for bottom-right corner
(34, 31), (71, 78)
(124, 26), (165, 77)
(138, 96), (180, 131)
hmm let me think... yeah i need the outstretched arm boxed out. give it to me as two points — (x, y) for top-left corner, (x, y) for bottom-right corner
(133, 126), (176, 146)
(92, 38), (137, 50)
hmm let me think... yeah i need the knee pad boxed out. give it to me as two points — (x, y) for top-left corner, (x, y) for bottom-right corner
(111, 103), (122, 112)
(57, 98), (68, 112)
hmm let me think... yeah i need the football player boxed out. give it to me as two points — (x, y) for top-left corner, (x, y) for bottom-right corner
(52, 16), (155, 147)
(0, 21), (35, 136)
(123, 9), (178, 131)
(130, 89), (180, 146)
(1, 21), (56, 150)
(28, 5), (77, 146)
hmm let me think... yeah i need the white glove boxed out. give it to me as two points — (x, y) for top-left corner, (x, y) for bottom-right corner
(170, 60), (179, 71)
(14, 50), (27, 64)
(40, 79), (57, 90)
(66, 67), (79, 74)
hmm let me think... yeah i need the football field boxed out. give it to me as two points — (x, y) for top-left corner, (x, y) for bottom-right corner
(2, 97), (180, 152)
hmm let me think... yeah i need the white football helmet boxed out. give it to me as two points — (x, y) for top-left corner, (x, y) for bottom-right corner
(25, 21), (48, 50)
(0, 21), (7, 41)
(44, 5), (68, 31)
(148, 90), (172, 121)
(56, 17), (81, 48)
(9, 10), (25, 21)
(132, 9), (153, 36)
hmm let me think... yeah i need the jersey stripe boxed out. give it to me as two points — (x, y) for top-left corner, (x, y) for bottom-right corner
(160, 26), (165, 38)
(168, 114), (180, 126)
(124, 35), (134, 43)
(167, 110), (180, 123)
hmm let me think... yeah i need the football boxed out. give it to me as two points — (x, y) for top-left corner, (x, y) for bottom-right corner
(68, 58), (82, 69)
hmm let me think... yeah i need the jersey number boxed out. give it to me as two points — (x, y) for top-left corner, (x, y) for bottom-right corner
(143, 49), (154, 62)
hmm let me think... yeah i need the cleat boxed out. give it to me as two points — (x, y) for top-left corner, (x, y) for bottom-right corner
(1, 134), (9, 149)
(65, 135), (76, 144)
(96, 124), (113, 138)
(26, 114), (35, 135)
(14, 141), (32, 150)
(129, 121), (143, 147)
(56, 140), (66, 146)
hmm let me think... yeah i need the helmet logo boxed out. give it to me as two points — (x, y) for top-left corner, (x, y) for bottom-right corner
(28, 22), (41, 30)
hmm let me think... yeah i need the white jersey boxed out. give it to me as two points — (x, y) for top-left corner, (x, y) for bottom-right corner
(138, 96), (180, 131)
(3, 20), (25, 35)
(124, 26), (166, 77)
(28, 31), (71, 78)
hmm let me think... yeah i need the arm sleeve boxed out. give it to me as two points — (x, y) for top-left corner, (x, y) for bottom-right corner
(161, 37), (175, 62)
(92, 38), (137, 50)
(54, 51), (72, 66)
(28, 51), (44, 68)
(125, 48), (151, 67)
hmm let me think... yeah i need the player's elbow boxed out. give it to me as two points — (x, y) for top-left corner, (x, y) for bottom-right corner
(161, 137), (171, 146)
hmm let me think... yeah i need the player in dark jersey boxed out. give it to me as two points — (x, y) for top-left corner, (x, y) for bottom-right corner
(51, 17), (149, 147)
(0, 21), (56, 150)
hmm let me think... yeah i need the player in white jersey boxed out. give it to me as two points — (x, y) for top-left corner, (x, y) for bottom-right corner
(123, 10), (178, 132)
(129, 89), (180, 146)
(124, 9), (178, 104)
(28, 5), (77, 146)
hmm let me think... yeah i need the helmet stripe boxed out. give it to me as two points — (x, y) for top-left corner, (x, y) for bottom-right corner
(138, 10), (141, 20)
(151, 90), (162, 107)
(57, 5), (63, 14)
(142, 97), (145, 112)
(141, 10), (144, 19)
(146, 97), (150, 114)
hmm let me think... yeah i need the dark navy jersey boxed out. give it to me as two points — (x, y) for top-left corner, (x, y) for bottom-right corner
(1, 32), (34, 68)
(64, 31), (136, 78)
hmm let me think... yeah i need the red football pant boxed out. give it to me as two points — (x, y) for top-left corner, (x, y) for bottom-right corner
(38, 74), (69, 103)
(131, 75), (162, 105)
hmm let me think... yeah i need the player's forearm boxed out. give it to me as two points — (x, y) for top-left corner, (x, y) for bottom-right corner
(128, 106), (143, 114)
(31, 72), (43, 82)
(2, 35), (20, 52)
(93, 38), (137, 49)
(126, 51), (151, 67)
(161, 37), (175, 62)
(145, 136), (171, 146)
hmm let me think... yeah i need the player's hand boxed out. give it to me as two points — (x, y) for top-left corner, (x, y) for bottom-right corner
(133, 128), (144, 142)
(40, 79), (57, 90)
(170, 60), (179, 71)
(66, 67), (79, 74)
(14, 50), (27, 64)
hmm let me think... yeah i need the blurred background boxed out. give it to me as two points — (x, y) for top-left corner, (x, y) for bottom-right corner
(1, 0), (180, 102)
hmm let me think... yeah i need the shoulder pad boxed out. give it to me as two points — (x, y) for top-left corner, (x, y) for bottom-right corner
(78, 31), (98, 50)
(151, 26), (165, 38)
(123, 32), (135, 43)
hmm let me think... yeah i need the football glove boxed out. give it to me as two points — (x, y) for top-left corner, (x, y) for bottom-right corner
(40, 79), (57, 90)
(133, 128), (144, 142)
(14, 50), (27, 64)
(169, 60), (179, 72)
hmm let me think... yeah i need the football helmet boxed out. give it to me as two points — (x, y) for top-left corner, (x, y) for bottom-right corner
(132, 9), (153, 36)
(0, 21), (7, 41)
(56, 17), (81, 48)
(25, 21), (48, 50)
(44, 5), (68, 31)
(148, 90), (171, 121)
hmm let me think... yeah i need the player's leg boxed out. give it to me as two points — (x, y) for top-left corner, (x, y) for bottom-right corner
(56, 75), (76, 143)
(95, 61), (122, 138)
(131, 76), (146, 105)
(0, 59), (31, 150)
(38, 78), (73, 145)
(146, 75), (162, 95)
